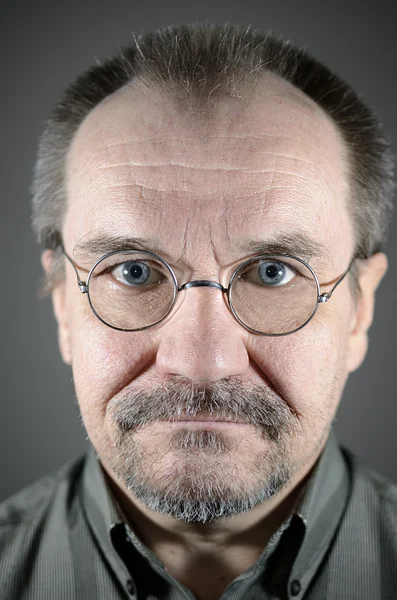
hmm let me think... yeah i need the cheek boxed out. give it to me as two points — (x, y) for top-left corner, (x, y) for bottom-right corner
(67, 302), (157, 416)
(250, 305), (352, 422)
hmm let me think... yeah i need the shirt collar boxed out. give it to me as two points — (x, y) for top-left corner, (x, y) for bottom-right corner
(288, 426), (351, 593)
(81, 426), (350, 591)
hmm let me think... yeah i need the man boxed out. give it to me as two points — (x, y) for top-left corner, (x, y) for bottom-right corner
(1, 22), (396, 600)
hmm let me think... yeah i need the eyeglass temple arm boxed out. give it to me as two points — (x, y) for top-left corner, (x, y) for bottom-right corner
(62, 247), (88, 294)
(318, 259), (355, 304)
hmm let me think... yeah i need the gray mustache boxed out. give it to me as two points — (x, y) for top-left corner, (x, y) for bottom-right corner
(107, 378), (296, 443)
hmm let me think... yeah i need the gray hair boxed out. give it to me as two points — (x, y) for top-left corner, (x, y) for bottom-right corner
(31, 22), (395, 294)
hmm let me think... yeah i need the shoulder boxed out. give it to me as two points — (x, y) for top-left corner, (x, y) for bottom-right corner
(0, 454), (88, 599)
(0, 453), (87, 528)
(306, 445), (397, 599)
(343, 444), (397, 503)
(341, 445), (397, 539)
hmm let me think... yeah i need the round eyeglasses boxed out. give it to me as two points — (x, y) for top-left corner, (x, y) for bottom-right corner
(62, 248), (353, 336)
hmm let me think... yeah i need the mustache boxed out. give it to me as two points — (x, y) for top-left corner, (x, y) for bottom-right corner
(107, 377), (296, 443)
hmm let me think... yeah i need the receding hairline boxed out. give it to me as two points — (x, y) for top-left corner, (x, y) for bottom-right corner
(73, 67), (333, 129)
(31, 22), (395, 301)
(66, 68), (346, 179)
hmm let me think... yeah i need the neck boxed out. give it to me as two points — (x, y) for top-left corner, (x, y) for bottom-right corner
(102, 458), (315, 593)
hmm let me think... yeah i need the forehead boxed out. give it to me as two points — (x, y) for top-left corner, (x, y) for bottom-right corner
(64, 75), (353, 266)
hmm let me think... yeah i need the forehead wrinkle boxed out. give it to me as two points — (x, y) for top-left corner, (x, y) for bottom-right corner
(225, 204), (233, 255)
(87, 134), (323, 150)
(79, 162), (323, 181)
(89, 182), (228, 195)
(79, 137), (322, 174)
(78, 165), (332, 198)
(71, 126), (335, 202)
(76, 163), (325, 195)
(70, 102), (336, 188)
(66, 72), (351, 272)
(179, 214), (191, 263)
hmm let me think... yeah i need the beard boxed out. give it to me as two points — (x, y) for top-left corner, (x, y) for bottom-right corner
(99, 377), (299, 524)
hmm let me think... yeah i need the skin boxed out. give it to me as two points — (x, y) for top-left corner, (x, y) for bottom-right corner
(42, 75), (387, 600)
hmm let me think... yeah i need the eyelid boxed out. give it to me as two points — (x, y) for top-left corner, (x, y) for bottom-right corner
(79, 250), (315, 284)
(87, 254), (182, 287)
(246, 255), (307, 275)
(240, 258), (295, 283)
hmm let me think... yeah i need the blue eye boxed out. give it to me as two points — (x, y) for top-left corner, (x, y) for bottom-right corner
(112, 261), (151, 286)
(257, 261), (295, 286)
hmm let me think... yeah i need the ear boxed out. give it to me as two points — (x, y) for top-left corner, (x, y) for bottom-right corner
(41, 250), (72, 366)
(346, 252), (388, 374)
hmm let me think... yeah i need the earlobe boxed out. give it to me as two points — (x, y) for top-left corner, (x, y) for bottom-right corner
(41, 250), (72, 366)
(346, 252), (388, 373)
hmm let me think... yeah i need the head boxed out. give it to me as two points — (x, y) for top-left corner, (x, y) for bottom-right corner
(34, 24), (394, 524)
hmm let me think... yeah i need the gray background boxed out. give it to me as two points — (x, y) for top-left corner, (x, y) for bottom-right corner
(1, 0), (396, 502)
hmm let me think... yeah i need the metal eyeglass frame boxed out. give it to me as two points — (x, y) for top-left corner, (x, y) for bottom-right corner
(62, 247), (355, 337)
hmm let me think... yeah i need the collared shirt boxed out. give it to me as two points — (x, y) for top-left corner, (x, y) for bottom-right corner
(1, 427), (397, 599)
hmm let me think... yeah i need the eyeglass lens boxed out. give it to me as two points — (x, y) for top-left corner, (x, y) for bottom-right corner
(230, 256), (318, 334)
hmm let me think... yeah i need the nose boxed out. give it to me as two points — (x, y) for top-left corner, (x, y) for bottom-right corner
(155, 285), (250, 382)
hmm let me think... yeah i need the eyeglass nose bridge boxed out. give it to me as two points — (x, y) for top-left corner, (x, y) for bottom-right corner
(178, 280), (228, 293)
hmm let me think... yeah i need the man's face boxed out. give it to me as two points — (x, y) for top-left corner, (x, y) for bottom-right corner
(48, 76), (384, 523)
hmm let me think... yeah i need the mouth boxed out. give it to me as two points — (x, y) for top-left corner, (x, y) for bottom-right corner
(159, 413), (252, 428)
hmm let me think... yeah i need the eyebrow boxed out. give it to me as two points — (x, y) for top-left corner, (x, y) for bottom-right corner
(73, 231), (331, 265)
(73, 235), (165, 261)
(238, 232), (331, 264)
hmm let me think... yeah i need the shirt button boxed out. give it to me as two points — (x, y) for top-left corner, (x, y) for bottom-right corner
(290, 579), (301, 596)
(126, 579), (136, 595)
